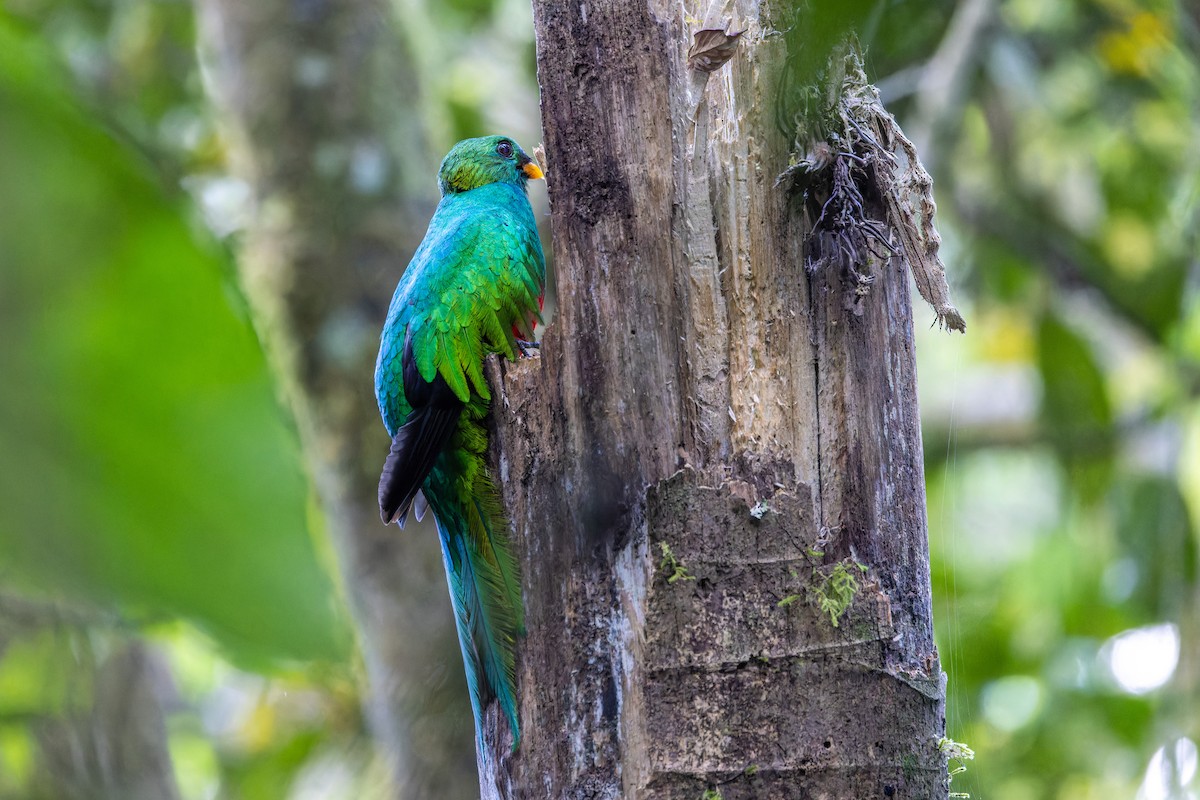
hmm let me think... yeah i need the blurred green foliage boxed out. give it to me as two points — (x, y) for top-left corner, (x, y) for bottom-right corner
(0, 0), (1196, 798)
(0, 18), (346, 664)
(909, 2), (1199, 798)
(0, 13), (356, 798)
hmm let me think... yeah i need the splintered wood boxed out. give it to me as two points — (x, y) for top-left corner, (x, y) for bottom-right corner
(686, 27), (744, 72)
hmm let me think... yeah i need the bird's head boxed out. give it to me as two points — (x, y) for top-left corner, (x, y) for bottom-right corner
(437, 135), (544, 196)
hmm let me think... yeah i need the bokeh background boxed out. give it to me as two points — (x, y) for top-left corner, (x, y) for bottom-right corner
(0, 0), (1196, 798)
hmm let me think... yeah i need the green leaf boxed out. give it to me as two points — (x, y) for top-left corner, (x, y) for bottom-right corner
(1036, 312), (1114, 501)
(0, 630), (81, 718)
(1111, 475), (1197, 617)
(0, 21), (347, 665)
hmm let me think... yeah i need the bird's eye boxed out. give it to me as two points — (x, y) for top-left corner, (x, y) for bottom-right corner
(496, 140), (514, 158)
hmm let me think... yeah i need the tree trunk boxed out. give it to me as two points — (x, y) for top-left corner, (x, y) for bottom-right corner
(34, 642), (180, 800)
(480, 3), (949, 798)
(194, 3), (478, 797)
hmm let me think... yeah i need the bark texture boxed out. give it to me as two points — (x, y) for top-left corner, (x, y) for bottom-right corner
(33, 642), (179, 800)
(194, 2), (477, 797)
(480, 2), (948, 798)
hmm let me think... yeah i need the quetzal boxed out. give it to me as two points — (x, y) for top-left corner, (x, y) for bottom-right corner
(374, 135), (545, 748)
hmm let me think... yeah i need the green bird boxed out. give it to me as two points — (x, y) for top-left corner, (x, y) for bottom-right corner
(374, 135), (545, 748)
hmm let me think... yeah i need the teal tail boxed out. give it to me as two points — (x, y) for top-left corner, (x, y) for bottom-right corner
(429, 470), (524, 749)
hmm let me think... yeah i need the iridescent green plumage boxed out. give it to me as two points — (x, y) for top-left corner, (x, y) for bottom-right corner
(374, 136), (544, 748)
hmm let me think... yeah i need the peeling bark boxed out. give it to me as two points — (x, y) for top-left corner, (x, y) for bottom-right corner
(481, 2), (949, 798)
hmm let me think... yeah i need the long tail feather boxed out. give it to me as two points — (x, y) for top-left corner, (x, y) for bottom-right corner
(430, 483), (523, 749)
(466, 472), (525, 635)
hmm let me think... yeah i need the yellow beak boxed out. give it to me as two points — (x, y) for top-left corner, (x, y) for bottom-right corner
(522, 161), (545, 180)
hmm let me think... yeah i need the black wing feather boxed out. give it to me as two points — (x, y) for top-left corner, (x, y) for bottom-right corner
(378, 331), (464, 525)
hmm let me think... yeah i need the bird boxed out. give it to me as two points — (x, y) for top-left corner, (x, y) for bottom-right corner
(374, 135), (545, 749)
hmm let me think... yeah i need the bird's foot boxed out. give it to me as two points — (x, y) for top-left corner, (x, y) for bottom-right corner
(516, 339), (541, 358)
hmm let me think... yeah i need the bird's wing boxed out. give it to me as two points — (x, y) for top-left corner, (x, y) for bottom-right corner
(378, 331), (463, 526)
(407, 203), (545, 405)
